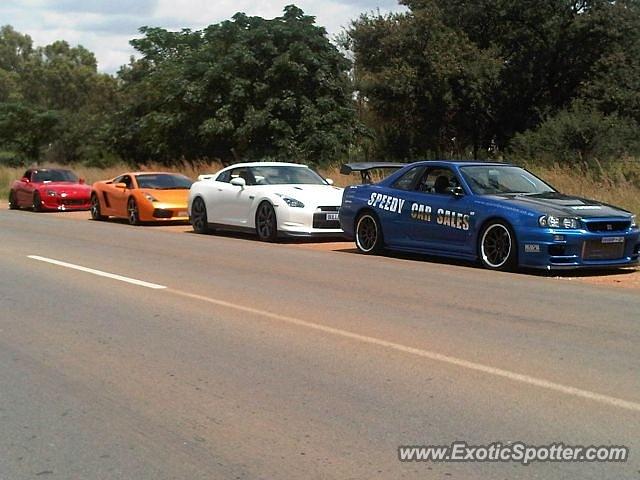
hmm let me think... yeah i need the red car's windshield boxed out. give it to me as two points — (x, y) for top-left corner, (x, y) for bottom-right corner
(32, 170), (79, 183)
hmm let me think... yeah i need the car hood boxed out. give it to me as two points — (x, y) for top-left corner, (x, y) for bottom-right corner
(37, 182), (91, 194)
(140, 188), (189, 204)
(262, 184), (344, 206)
(492, 192), (631, 218)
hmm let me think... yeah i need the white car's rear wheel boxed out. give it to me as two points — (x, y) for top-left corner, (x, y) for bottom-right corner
(191, 197), (210, 234)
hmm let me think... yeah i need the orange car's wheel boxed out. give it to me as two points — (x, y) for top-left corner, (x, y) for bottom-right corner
(128, 197), (140, 225)
(90, 193), (106, 220)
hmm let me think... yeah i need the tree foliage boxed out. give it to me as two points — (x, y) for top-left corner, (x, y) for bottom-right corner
(0, 25), (118, 165)
(347, 0), (640, 161)
(113, 6), (358, 165)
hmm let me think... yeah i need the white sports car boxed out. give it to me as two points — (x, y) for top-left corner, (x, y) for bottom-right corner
(188, 162), (345, 240)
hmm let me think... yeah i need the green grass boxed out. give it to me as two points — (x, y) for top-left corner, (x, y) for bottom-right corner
(2, 160), (639, 215)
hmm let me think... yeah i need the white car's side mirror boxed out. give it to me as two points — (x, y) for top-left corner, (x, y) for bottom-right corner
(325, 178), (334, 185)
(230, 177), (246, 188)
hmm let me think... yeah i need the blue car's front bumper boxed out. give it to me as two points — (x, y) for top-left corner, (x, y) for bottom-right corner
(518, 227), (640, 269)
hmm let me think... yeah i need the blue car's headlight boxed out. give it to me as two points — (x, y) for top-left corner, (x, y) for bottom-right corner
(631, 215), (637, 228)
(276, 194), (304, 208)
(539, 215), (579, 229)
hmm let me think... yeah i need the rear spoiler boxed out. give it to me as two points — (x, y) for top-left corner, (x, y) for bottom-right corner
(340, 162), (405, 184)
(197, 174), (216, 181)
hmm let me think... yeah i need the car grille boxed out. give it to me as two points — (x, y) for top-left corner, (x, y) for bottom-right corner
(584, 220), (630, 232)
(61, 199), (86, 206)
(313, 206), (340, 229)
(153, 208), (173, 219)
(582, 240), (625, 260)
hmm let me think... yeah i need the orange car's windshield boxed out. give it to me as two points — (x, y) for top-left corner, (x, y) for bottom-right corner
(136, 174), (193, 190)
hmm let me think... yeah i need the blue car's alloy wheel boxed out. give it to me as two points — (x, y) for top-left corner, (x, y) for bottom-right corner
(355, 212), (384, 254)
(480, 221), (516, 270)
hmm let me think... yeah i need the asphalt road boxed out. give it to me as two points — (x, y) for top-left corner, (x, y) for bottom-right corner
(1, 208), (639, 480)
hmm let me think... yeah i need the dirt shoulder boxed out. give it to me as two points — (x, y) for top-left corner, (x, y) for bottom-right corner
(3, 202), (639, 290)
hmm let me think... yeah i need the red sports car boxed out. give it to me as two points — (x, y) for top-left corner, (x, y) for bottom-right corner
(8, 168), (92, 211)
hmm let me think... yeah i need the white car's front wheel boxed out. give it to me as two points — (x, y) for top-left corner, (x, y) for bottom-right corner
(256, 201), (278, 242)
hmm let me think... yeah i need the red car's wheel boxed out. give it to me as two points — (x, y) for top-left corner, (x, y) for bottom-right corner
(8, 190), (18, 210)
(32, 192), (42, 212)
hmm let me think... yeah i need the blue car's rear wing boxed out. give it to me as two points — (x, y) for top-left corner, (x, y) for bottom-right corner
(340, 162), (405, 184)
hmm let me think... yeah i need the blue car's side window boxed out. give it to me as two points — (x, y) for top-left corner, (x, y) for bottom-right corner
(391, 166), (427, 191)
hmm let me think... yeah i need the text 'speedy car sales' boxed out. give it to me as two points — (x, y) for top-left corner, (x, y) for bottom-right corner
(339, 161), (639, 270)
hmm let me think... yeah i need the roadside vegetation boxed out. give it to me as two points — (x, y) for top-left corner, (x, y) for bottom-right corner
(1, 1), (640, 213)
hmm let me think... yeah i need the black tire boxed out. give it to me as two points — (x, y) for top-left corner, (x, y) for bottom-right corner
(90, 193), (106, 220)
(8, 190), (18, 210)
(33, 192), (42, 212)
(127, 197), (140, 225)
(255, 201), (278, 242)
(191, 197), (210, 234)
(478, 220), (517, 271)
(355, 211), (384, 254)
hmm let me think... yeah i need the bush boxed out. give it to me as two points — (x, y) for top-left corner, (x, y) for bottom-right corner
(508, 104), (640, 166)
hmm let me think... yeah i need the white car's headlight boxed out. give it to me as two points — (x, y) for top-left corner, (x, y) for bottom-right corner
(143, 193), (158, 202)
(276, 194), (304, 208)
(539, 215), (579, 229)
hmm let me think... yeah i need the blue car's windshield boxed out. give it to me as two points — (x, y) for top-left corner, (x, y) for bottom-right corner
(460, 166), (555, 195)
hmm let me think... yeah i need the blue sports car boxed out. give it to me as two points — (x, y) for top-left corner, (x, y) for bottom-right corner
(339, 161), (640, 270)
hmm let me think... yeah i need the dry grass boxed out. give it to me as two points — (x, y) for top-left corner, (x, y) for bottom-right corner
(528, 164), (640, 216)
(1, 161), (638, 215)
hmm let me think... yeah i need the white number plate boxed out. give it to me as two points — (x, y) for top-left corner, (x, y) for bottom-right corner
(601, 236), (624, 244)
(326, 213), (339, 221)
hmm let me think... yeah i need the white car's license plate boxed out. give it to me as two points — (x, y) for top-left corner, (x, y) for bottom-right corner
(326, 213), (339, 221)
(178, 210), (188, 217)
(601, 236), (624, 244)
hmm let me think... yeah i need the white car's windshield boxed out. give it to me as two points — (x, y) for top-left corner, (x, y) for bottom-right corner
(460, 166), (555, 195)
(250, 166), (327, 185)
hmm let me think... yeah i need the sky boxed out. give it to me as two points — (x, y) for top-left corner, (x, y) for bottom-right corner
(1, 0), (405, 74)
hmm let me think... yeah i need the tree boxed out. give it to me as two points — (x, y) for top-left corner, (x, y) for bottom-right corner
(113, 6), (359, 165)
(346, 3), (501, 159)
(0, 103), (58, 161)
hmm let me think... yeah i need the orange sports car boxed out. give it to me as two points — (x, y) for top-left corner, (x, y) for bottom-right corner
(90, 172), (193, 224)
